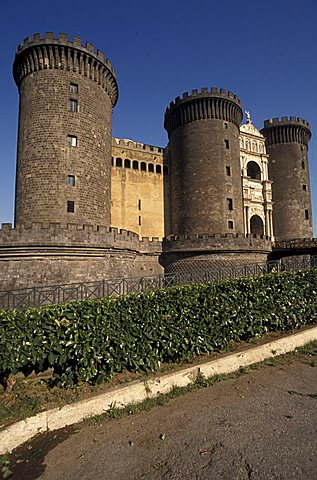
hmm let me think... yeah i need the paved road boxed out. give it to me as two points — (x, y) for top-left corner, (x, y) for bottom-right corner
(8, 350), (317, 479)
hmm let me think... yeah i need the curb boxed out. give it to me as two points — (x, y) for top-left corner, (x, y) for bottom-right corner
(1, 326), (317, 454)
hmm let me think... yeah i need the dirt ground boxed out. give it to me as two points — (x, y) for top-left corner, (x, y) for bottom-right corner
(5, 347), (317, 480)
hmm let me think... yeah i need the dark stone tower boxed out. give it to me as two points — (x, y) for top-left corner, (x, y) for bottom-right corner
(13, 33), (118, 228)
(164, 88), (243, 236)
(261, 117), (312, 241)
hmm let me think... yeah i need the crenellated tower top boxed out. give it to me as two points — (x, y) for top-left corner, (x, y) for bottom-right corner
(13, 32), (118, 107)
(164, 87), (243, 135)
(261, 116), (311, 147)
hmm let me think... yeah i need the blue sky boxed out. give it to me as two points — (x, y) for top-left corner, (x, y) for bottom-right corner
(1, 0), (316, 235)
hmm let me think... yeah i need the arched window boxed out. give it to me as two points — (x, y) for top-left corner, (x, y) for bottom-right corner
(148, 163), (154, 173)
(259, 143), (263, 153)
(140, 162), (147, 171)
(124, 159), (131, 168)
(116, 158), (122, 167)
(252, 141), (257, 152)
(250, 215), (264, 236)
(132, 160), (139, 170)
(156, 164), (162, 174)
(247, 161), (261, 180)
(245, 140), (250, 150)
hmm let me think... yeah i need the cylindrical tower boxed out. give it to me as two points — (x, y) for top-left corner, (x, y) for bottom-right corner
(13, 32), (118, 228)
(164, 87), (243, 236)
(261, 117), (312, 241)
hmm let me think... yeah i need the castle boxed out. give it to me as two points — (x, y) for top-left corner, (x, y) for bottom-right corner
(0, 33), (314, 291)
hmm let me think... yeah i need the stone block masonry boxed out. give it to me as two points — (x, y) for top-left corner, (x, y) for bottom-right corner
(261, 118), (312, 241)
(165, 88), (244, 236)
(0, 223), (163, 290)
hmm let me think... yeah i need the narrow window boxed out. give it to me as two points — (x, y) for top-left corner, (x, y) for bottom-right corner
(156, 164), (162, 174)
(124, 159), (131, 168)
(67, 200), (75, 213)
(67, 135), (77, 147)
(224, 139), (230, 149)
(228, 220), (234, 230)
(67, 175), (75, 186)
(133, 160), (139, 170)
(141, 162), (147, 171)
(116, 158), (122, 167)
(163, 165), (168, 175)
(305, 209), (309, 220)
(138, 215), (142, 226)
(138, 199), (141, 210)
(69, 99), (78, 112)
(70, 83), (78, 94)
(301, 161), (305, 169)
(303, 184), (307, 191)
(224, 122), (228, 129)
(226, 166), (231, 176)
(111, 157), (114, 166)
(148, 163), (154, 173)
(227, 198), (233, 210)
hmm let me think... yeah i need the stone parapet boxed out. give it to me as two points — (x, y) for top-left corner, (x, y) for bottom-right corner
(164, 87), (243, 134)
(112, 138), (164, 154)
(163, 233), (272, 254)
(0, 223), (162, 255)
(263, 116), (310, 129)
(261, 117), (311, 147)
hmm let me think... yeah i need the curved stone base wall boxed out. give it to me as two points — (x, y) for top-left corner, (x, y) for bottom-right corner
(163, 252), (270, 275)
(161, 233), (272, 274)
(0, 247), (163, 291)
(0, 226), (276, 292)
(0, 223), (163, 290)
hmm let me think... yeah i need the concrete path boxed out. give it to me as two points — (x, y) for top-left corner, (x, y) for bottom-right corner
(8, 349), (317, 479)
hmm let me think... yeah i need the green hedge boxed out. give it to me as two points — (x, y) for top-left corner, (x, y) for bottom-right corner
(1, 269), (317, 387)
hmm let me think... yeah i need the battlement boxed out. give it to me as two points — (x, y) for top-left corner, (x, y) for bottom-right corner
(164, 86), (243, 134)
(0, 223), (162, 254)
(162, 233), (272, 254)
(112, 137), (164, 154)
(13, 32), (118, 107)
(16, 32), (115, 72)
(164, 232), (271, 241)
(263, 116), (310, 129)
(261, 116), (311, 146)
(165, 86), (241, 113)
